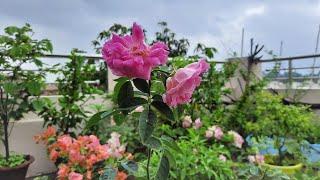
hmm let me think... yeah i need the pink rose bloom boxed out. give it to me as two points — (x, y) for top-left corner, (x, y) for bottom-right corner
(255, 154), (265, 164)
(182, 116), (192, 128)
(205, 130), (214, 138)
(248, 155), (256, 163)
(68, 172), (83, 180)
(163, 59), (210, 107)
(209, 125), (224, 140)
(228, 131), (244, 148)
(219, 154), (227, 162)
(193, 118), (202, 129)
(102, 22), (169, 80)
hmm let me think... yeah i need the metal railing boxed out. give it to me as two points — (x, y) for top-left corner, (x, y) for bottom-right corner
(261, 53), (320, 84)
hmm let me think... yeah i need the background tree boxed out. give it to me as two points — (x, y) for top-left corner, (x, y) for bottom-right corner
(0, 24), (52, 163)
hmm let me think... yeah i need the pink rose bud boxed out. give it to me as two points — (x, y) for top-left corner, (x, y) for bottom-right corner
(102, 22), (168, 80)
(255, 154), (265, 164)
(205, 130), (214, 138)
(228, 131), (244, 148)
(209, 125), (224, 140)
(193, 118), (202, 129)
(219, 154), (227, 162)
(163, 59), (210, 107)
(182, 116), (192, 128)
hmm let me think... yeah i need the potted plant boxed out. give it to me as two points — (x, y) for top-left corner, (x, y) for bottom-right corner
(0, 24), (52, 179)
(246, 92), (316, 174)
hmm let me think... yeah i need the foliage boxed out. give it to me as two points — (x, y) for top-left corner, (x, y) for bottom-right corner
(0, 154), (25, 168)
(247, 92), (314, 165)
(154, 21), (190, 57)
(169, 131), (234, 179)
(34, 50), (102, 134)
(236, 164), (290, 180)
(0, 24), (52, 163)
(227, 89), (315, 166)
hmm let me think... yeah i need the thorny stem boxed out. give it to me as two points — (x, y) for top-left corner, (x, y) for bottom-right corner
(146, 79), (152, 180)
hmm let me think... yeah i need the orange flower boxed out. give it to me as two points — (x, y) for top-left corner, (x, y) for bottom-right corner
(49, 149), (59, 162)
(57, 164), (70, 179)
(34, 126), (56, 144)
(116, 171), (128, 180)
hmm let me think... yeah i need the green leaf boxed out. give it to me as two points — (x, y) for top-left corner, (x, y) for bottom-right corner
(205, 48), (214, 58)
(99, 166), (117, 180)
(161, 136), (182, 154)
(3, 83), (18, 95)
(113, 112), (126, 125)
(113, 77), (129, 102)
(139, 107), (157, 142)
(156, 155), (170, 180)
(32, 99), (46, 111)
(85, 110), (114, 129)
(120, 97), (148, 109)
(163, 149), (176, 168)
(133, 78), (149, 93)
(5, 26), (19, 35)
(117, 81), (134, 107)
(151, 80), (165, 94)
(121, 160), (138, 174)
(27, 81), (42, 95)
(145, 136), (162, 149)
(151, 101), (174, 120)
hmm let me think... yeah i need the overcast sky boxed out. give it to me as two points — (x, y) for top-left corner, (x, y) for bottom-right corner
(1, 0), (320, 63)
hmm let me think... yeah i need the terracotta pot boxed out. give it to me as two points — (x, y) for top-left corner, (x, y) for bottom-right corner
(0, 155), (35, 180)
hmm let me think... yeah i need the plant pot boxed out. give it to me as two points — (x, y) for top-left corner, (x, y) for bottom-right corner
(262, 162), (303, 175)
(0, 155), (35, 180)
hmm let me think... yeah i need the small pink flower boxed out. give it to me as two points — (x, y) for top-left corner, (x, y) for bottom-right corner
(69, 149), (84, 163)
(49, 149), (59, 161)
(209, 125), (224, 140)
(163, 59), (210, 107)
(68, 172), (83, 180)
(228, 131), (244, 148)
(106, 132), (126, 158)
(205, 130), (214, 138)
(134, 106), (144, 113)
(182, 116), (192, 128)
(193, 118), (202, 129)
(57, 135), (72, 151)
(255, 154), (265, 164)
(57, 164), (70, 179)
(248, 155), (256, 163)
(102, 22), (169, 80)
(248, 154), (265, 164)
(219, 155), (227, 162)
